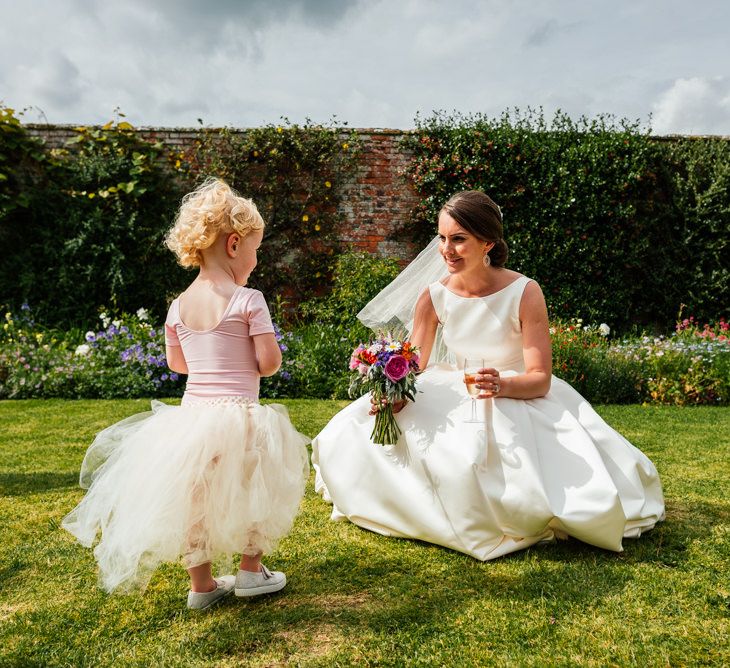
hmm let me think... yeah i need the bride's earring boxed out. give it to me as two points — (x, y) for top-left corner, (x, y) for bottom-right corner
(483, 251), (491, 268)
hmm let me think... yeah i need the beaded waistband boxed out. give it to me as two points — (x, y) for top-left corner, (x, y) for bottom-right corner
(181, 395), (258, 407)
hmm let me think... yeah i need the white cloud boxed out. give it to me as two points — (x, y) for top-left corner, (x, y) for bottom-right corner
(1, 0), (729, 133)
(651, 77), (730, 135)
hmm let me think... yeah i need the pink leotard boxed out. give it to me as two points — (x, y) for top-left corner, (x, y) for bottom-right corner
(164, 287), (274, 401)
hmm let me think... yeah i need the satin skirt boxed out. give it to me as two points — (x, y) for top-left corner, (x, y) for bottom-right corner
(312, 366), (664, 560)
(63, 399), (310, 592)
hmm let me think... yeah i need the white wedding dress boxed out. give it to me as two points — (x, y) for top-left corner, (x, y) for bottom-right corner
(312, 276), (665, 560)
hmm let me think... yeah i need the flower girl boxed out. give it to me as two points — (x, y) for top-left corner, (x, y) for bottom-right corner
(63, 178), (309, 609)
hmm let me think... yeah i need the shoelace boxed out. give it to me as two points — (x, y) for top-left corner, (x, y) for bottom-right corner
(260, 565), (273, 580)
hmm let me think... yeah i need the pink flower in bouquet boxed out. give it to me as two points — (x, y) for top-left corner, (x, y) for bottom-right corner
(384, 354), (409, 382)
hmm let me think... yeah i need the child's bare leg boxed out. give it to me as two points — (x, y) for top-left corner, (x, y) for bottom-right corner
(239, 552), (262, 573)
(240, 525), (263, 572)
(187, 562), (217, 592)
(185, 455), (222, 592)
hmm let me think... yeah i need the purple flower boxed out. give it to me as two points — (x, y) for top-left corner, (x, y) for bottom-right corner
(161, 373), (169, 381)
(384, 355), (409, 382)
(170, 372), (179, 381)
(281, 371), (291, 380)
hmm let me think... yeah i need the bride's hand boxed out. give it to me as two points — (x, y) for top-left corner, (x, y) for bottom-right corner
(476, 367), (501, 398)
(369, 399), (408, 415)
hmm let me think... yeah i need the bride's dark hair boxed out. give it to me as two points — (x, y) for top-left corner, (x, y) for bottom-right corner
(440, 191), (509, 267)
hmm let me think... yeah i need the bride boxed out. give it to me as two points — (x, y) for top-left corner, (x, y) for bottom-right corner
(312, 190), (665, 560)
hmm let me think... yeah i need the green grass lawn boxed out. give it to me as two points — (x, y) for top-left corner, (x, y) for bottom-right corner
(1, 400), (728, 667)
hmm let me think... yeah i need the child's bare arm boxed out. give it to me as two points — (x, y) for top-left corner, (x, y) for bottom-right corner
(252, 333), (282, 377)
(166, 344), (189, 374)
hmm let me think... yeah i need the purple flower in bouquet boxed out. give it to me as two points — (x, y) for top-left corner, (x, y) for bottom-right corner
(348, 336), (420, 445)
(384, 354), (409, 382)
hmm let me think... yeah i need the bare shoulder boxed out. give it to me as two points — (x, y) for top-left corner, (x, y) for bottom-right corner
(415, 286), (437, 318)
(498, 268), (526, 291)
(519, 279), (548, 319)
(502, 268), (524, 282)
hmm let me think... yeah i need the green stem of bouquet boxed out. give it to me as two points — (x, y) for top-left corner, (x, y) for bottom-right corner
(371, 404), (402, 446)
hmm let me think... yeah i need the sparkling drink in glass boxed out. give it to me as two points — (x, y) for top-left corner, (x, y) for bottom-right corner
(463, 358), (484, 423)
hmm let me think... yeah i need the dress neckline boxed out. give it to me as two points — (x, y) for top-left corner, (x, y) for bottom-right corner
(437, 275), (527, 300)
(177, 286), (243, 333)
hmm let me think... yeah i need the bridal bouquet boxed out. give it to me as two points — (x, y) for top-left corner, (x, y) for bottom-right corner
(349, 335), (420, 445)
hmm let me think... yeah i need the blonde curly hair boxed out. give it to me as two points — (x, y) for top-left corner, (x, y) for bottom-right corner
(165, 178), (265, 268)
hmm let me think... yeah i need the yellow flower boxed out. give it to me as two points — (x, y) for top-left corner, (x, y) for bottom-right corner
(88, 192), (95, 199)
(302, 214), (309, 222)
(276, 126), (283, 133)
(270, 148), (277, 155)
(342, 142), (349, 150)
(253, 150), (259, 157)
(314, 223), (321, 231)
(35, 333), (43, 343)
(174, 159), (181, 168)
(325, 181), (331, 188)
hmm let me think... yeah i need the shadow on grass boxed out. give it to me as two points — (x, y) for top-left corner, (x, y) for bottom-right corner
(3, 512), (726, 666)
(0, 471), (79, 496)
(623, 498), (730, 567)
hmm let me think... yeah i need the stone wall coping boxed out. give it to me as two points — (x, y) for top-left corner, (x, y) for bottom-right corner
(23, 123), (730, 140)
(24, 123), (415, 136)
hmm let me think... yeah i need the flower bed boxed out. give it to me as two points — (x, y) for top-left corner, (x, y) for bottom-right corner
(2, 304), (727, 405)
(1, 306), (184, 399)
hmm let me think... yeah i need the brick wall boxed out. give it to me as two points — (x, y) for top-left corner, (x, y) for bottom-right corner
(25, 124), (423, 263)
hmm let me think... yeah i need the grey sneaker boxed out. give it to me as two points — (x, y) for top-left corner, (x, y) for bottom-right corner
(187, 575), (235, 610)
(234, 564), (286, 597)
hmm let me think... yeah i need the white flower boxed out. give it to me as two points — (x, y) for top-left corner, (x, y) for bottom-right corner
(99, 312), (110, 327)
(583, 325), (590, 332)
(84, 330), (95, 342)
(368, 344), (382, 355)
(136, 307), (149, 321)
(75, 344), (90, 356)
(599, 323), (611, 337)
(549, 327), (556, 335)
(112, 319), (121, 328)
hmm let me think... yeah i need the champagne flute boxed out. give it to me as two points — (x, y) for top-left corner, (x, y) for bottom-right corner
(463, 358), (484, 423)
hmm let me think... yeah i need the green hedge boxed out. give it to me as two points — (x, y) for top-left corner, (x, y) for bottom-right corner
(0, 109), (358, 329)
(403, 110), (729, 330)
(2, 107), (728, 332)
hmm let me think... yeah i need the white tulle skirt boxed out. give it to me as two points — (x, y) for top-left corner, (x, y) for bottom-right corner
(62, 399), (310, 593)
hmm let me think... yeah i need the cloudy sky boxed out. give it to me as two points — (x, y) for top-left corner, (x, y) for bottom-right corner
(2, 0), (729, 134)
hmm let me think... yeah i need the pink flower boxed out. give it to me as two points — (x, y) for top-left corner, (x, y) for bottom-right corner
(384, 354), (409, 382)
(349, 357), (360, 370)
